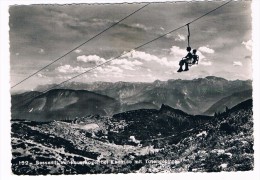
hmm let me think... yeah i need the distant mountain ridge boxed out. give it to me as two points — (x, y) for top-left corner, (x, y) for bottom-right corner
(34, 76), (252, 115)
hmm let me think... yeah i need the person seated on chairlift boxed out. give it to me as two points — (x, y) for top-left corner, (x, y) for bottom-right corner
(192, 49), (199, 64)
(177, 46), (192, 72)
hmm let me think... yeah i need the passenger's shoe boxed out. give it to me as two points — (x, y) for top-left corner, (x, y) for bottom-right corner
(177, 68), (183, 72)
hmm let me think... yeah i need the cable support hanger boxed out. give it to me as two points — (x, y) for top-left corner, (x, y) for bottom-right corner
(187, 23), (190, 47)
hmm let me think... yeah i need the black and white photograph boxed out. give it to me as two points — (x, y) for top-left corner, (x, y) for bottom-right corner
(1, 0), (260, 178)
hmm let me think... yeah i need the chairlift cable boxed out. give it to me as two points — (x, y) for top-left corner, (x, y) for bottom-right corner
(11, 3), (151, 89)
(12, 0), (233, 108)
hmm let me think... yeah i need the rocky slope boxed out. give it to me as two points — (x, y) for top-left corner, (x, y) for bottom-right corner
(138, 99), (254, 172)
(11, 99), (253, 174)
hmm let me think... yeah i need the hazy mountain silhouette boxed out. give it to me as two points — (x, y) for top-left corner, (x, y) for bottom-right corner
(203, 89), (252, 115)
(11, 89), (120, 121)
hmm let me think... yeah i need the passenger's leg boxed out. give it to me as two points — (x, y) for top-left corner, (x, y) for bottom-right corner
(177, 60), (184, 72)
(184, 61), (189, 71)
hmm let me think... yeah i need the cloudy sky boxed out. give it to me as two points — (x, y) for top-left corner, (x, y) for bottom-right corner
(9, 1), (252, 91)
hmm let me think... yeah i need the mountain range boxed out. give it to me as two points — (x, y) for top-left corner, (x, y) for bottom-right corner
(12, 76), (252, 121)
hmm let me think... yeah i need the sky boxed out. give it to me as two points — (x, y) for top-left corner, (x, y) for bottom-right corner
(9, 1), (252, 91)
